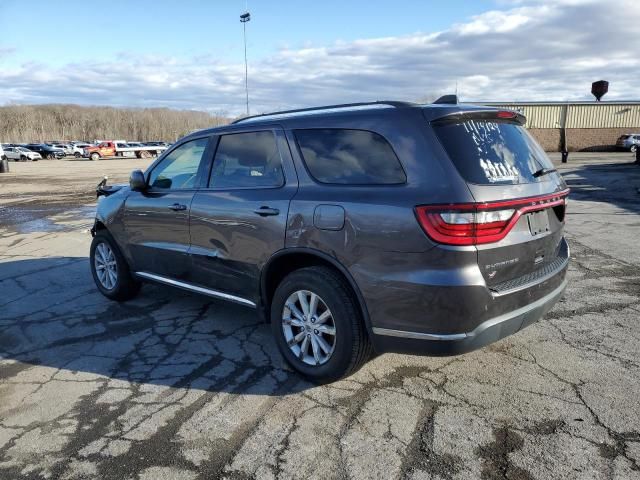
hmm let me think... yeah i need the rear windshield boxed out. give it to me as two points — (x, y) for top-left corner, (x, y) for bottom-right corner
(433, 119), (554, 185)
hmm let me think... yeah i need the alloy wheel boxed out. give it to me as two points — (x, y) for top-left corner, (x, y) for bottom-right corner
(282, 290), (337, 366)
(94, 242), (118, 290)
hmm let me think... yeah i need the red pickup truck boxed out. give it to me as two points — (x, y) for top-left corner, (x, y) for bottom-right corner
(83, 141), (168, 161)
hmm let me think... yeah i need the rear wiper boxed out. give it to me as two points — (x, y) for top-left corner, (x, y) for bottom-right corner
(532, 167), (557, 178)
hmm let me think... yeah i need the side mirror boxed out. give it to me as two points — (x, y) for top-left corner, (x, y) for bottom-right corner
(129, 170), (147, 191)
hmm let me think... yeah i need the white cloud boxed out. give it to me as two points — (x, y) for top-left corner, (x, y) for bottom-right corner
(454, 9), (534, 35)
(1, 0), (638, 115)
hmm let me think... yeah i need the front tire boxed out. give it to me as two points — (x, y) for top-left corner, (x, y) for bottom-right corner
(271, 266), (371, 383)
(90, 231), (141, 301)
(631, 145), (637, 153)
(90, 152), (100, 161)
(74, 152), (82, 158)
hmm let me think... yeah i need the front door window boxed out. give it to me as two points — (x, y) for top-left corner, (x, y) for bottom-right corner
(149, 138), (209, 190)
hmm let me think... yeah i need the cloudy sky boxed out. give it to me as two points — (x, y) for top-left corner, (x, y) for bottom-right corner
(0, 0), (638, 115)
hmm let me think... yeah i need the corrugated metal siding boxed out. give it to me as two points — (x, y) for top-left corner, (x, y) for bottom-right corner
(476, 102), (640, 129)
(566, 104), (640, 128)
(489, 104), (563, 129)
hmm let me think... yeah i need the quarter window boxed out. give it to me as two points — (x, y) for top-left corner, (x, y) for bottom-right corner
(294, 129), (406, 185)
(148, 137), (208, 190)
(209, 131), (284, 188)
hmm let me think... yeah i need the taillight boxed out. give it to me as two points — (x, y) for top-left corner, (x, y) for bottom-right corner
(416, 206), (515, 245)
(415, 189), (569, 246)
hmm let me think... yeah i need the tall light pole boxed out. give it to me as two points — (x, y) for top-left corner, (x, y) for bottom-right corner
(240, 11), (251, 116)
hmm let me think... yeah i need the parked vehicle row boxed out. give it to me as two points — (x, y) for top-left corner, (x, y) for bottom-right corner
(0, 140), (171, 160)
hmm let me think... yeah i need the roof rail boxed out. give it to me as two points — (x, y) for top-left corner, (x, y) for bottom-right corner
(232, 100), (417, 124)
(433, 94), (458, 105)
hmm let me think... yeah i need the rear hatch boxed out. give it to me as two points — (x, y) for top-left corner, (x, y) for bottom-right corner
(419, 109), (569, 291)
(617, 135), (630, 146)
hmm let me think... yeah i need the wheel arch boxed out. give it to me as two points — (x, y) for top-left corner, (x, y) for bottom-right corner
(91, 219), (107, 236)
(260, 248), (373, 336)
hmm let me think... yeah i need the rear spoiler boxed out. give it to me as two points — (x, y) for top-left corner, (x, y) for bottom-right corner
(433, 94), (458, 104)
(431, 109), (526, 126)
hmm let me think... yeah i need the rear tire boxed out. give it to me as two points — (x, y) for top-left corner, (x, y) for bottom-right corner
(90, 231), (141, 301)
(74, 152), (81, 158)
(270, 266), (372, 383)
(631, 145), (637, 153)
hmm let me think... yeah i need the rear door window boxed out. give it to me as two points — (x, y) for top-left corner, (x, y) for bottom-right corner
(294, 129), (406, 185)
(433, 119), (554, 184)
(209, 131), (284, 189)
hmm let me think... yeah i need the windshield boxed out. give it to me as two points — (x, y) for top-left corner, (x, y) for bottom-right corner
(433, 119), (554, 185)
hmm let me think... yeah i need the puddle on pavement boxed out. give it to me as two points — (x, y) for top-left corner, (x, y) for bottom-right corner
(0, 204), (96, 234)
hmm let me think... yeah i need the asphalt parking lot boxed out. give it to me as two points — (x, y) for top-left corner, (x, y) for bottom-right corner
(1, 153), (639, 480)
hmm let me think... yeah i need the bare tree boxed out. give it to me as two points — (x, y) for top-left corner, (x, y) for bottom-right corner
(0, 104), (229, 143)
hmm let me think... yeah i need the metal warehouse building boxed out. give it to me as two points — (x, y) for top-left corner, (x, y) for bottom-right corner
(475, 101), (640, 152)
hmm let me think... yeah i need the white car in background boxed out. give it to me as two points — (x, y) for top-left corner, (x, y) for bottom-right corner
(52, 144), (73, 156)
(70, 143), (91, 158)
(616, 134), (640, 152)
(4, 146), (42, 161)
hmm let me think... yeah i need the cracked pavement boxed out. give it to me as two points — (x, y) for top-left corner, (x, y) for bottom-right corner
(1, 153), (639, 479)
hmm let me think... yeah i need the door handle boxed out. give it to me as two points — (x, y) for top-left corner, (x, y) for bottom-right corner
(169, 203), (187, 211)
(254, 206), (280, 216)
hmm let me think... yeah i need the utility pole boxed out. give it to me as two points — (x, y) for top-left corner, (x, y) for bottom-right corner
(240, 11), (251, 116)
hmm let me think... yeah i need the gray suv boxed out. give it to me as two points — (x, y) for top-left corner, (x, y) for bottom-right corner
(90, 100), (569, 382)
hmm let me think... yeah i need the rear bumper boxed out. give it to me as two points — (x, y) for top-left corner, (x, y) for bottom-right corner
(617, 143), (636, 150)
(371, 278), (567, 356)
